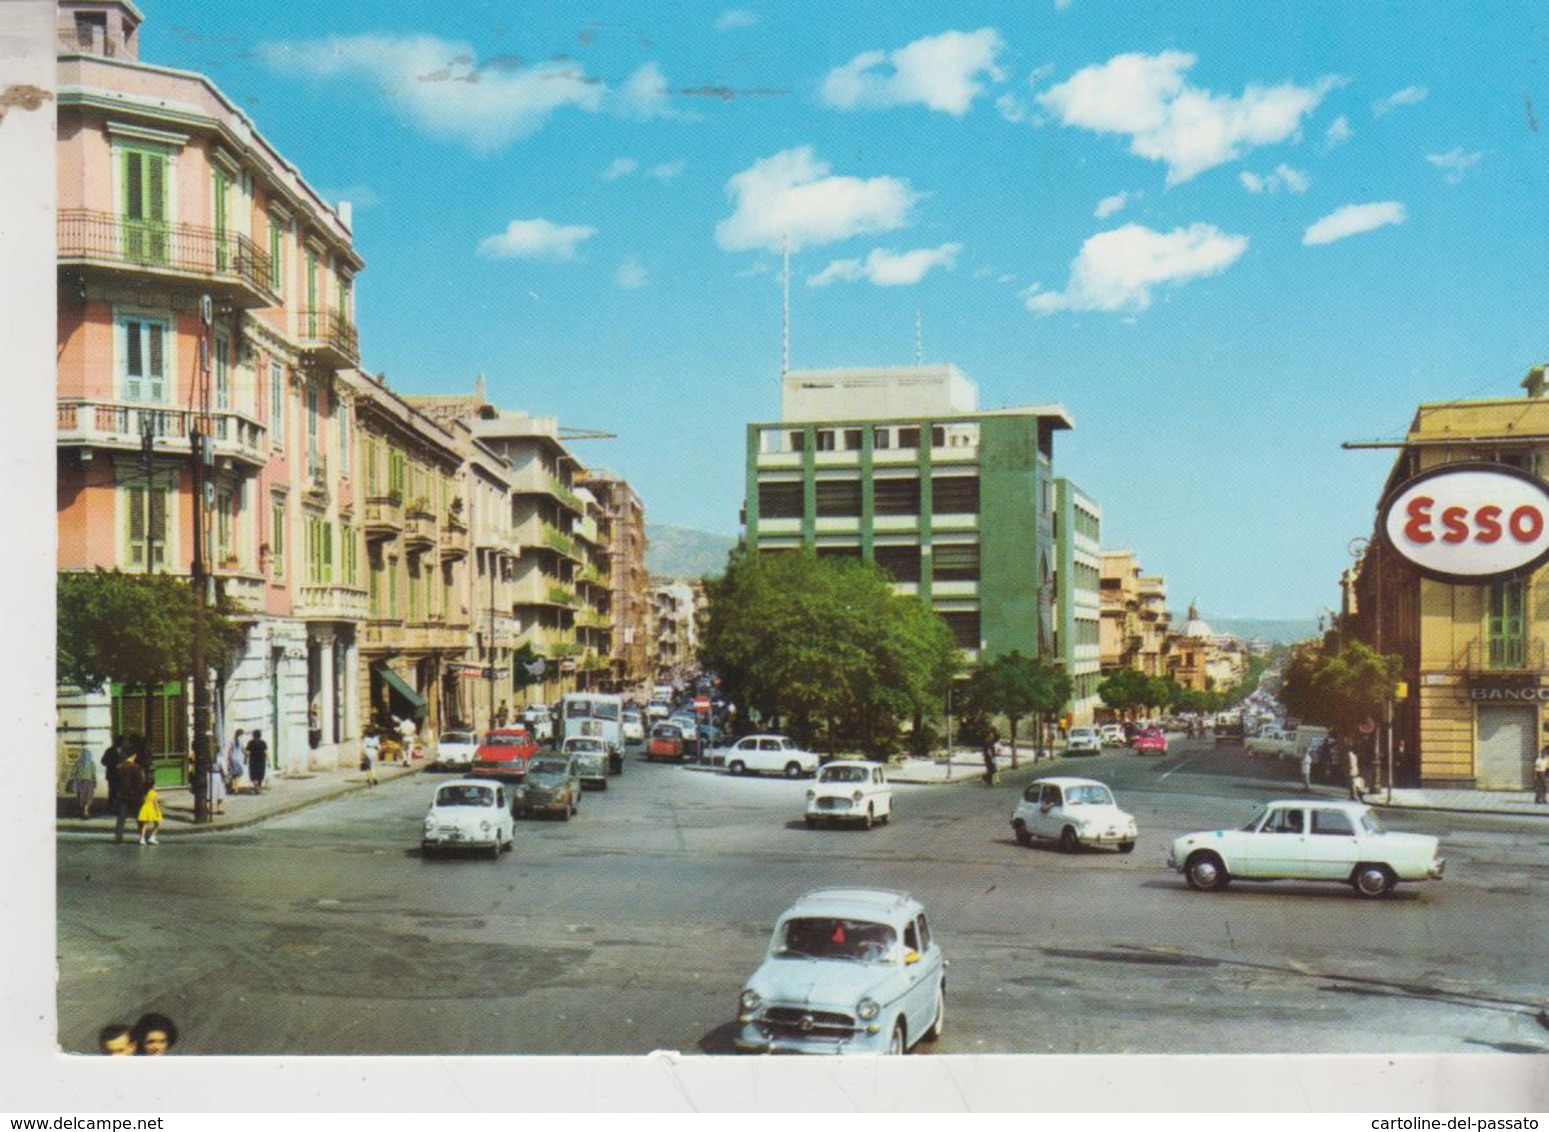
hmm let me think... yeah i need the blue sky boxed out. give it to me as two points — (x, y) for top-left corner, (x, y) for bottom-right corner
(135, 1), (1549, 619)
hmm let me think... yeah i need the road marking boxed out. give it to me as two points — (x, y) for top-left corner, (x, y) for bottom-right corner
(1159, 756), (1198, 782)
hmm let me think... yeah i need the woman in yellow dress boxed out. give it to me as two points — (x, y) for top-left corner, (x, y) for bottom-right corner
(136, 767), (163, 846)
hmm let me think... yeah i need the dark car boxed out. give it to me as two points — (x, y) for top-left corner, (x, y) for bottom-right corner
(513, 754), (581, 820)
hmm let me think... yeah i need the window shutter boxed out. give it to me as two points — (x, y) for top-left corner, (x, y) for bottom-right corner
(128, 486), (145, 541)
(124, 152), (143, 222)
(146, 155), (165, 223)
(149, 489), (166, 540)
(147, 322), (164, 402)
(125, 321), (143, 403)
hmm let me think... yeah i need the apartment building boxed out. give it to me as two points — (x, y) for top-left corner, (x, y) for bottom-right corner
(1098, 551), (1172, 681)
(652, 581), (698, 675)
(743, 366), (1075, 665)
(579, 469), (652, 692)
(1343, 369), (1549, 790)
(55, 0), (366, 771)
(1053, 479), (1103, 725)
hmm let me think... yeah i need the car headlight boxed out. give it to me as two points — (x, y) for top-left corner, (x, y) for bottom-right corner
(806, 789), (815, 800)
(852, 790), (864, 802)
(739, 989), (762, 1013)
(856, 997), (881, 1021)
(514, 785), (528, 797)
(422, 817), (436, 832)
(479, 820), (491, 832)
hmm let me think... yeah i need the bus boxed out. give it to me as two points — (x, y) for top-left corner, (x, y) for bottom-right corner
(561, 692), (624, 774)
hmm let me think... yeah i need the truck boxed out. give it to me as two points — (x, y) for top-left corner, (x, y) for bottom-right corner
(561, 692), (624, 774)
(1245, 724), (1329, 762)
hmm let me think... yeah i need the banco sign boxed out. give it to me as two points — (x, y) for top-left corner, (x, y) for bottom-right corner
(1380, 463), (1549, 583)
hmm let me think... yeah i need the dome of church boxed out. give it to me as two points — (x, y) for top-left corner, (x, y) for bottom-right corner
(1180, 601), (1214, 639)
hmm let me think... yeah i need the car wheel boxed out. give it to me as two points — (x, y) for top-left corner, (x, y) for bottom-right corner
(1118, 841), (1136, 854)
(560, 804), (570, 822)
(1353, 864), (1395, 898)
(729, 760), (745, 776)
(784, 761), (802, 779)
(1185, 851), (1230, 891)
(421, 843), (435, 860)
(1058, 826), (1079, 853)
(805, 814), (818, 827)
(1013, 821), (1033, 847)
(487, 839), (500, 861)
(924, 986), (945, 1042)
(864, 805), (874, 830)
(888, 1021), (907, 1055)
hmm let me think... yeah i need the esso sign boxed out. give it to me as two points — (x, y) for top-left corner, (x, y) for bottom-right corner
(1380, 464), (1549, 583)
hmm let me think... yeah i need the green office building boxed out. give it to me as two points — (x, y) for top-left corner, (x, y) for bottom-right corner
(744, 366), (1090, 674)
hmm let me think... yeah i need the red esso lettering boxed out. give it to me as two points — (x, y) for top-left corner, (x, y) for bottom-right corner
(1403, 497), (1544, 545)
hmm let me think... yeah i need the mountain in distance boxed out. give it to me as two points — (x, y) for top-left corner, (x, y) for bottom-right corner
(1211, 618), (1320, 645)
(645, 524), (738, 581)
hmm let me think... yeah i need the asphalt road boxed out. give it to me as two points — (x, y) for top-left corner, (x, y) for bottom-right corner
(57, 737), (1549, 1055)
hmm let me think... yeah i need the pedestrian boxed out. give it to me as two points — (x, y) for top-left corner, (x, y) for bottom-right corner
(1534, 745), (1548, 805)
(363, 729), (381, 770)
(68, 745), (97, 819)
(225, 729), (246, 794)
(982, 726), (1000, 787)
(112, 747), (147, 846)
(246, 729), (269, 792)
(131, 1013), (178, 1055)
(206, 746), (227, 814)
(1300, 743), (1313, 793)
(136, 771), (163, 846)
(1347, 743), (1366, 802)
(398, 714), (418, 760)
(98, 1023), (136, 1056)
(496, 700), (509, 728)
(359, 738), (379, 787)
(101, 734), (124, 821)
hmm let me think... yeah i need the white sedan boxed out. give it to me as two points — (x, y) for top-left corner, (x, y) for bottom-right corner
(806, 761), (892, 828)
(1010, 777), (1137, 853)
(432, 729), (478, 771)
(723, 734), (821, 778)
(421, 779), (514, 860)
(1167, 800), (1445, 898)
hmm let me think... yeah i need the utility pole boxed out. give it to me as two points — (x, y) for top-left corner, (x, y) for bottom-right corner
(191, 295), (213, 823)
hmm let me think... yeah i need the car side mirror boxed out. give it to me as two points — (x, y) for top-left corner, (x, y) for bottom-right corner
(904, 950), (921, 965)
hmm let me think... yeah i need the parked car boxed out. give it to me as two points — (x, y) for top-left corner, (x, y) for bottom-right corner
(1166, 800), (1446, 898)
(806, 761), (892, 828)
(646, 722), (687, 762)
(646, 700), (671, 721)
(669, 712), (704, 757)
(1064, 727), (1102, 756)
(1010, 777), (1137, 853)
(521, 704), (553, 743)
(1244, 728), (1297, 758)
(1099, 724), (1127, 748)
(621, 709), (646, 744)
(734, 888), (946, 1055)
(513, 754), (582, 820)
(421, 779), (514, 859)
(723, 734), (821, 778)
(562, 735), (610, 789)
(433, 729), (478, 772)
(469, 727), (539, 780)
(1133, 727), (1168, 756)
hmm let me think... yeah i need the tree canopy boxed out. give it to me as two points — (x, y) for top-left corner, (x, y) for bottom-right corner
(1279, 639), (1401, 735)
(699, 549), (960, 755)
(963, 649), (1071, 766)
(57, 569), (247, 692)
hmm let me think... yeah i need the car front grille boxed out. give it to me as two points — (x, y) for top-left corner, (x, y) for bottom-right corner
(761, 1006), (858, 1040)
(815, 797), (852, 811)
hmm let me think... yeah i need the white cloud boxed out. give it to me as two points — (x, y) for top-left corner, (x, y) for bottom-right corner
(257, 34), (603, 153)
(715, 9), (758, 29)
(997, 272), (1017, 285)
(602, 157), (639, 181)
(646, 159), (686, 180)
(715, 146), (920, 253)
(619, 61), (690, 120)
(1426, 147), (1483, 184)
(1302, 201), (1406, 246)
(477, 218), (597, 261)
(1373, 85), (1427, 117)
(1238, 163), (1309, 194)
(1036, 51), (1338, 184)
(820, 28), (1005, 115)
(1094, 191), (1131, 218)
(615, 257), (648, 288)
(807, 243), (962, 288)
(1024, 222), (1248, 315)
(996, 93), (1030, 123)
(1323, 114), (1353, 149)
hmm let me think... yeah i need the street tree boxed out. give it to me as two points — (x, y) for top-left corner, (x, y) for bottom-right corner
(1097, 668), (1151, 719)
(964, 650), (1071, 767)
(1280, 639), (1402, 735)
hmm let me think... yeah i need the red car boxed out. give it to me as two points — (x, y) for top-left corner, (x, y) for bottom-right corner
(470, 727), (540, 779)
(1133, 727), (1168, 755)
(646, 722), (686, 762)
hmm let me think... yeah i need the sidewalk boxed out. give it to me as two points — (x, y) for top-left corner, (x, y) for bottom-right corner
(55, 756), (427, 838)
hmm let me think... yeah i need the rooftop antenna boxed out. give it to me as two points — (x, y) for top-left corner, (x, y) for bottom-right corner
(915, 311), (922, 365)
(780, 232), (789, 380)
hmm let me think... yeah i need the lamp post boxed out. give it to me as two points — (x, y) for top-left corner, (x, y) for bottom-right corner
(190, 294), (214, 823)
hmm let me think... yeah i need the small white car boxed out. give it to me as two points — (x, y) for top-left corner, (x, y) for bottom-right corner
(735, 888), (946, 1055)
(1011, 777), (1137, 853)
(421, 779), (514, 859)
(432, 729), (478, 771)
(1099, 724), (1126, 747)
(621, 709), (646, 744)
(1064, 727), (1102, 755)
(562, 736), (610, 790)
(806, 761), (892, 828)
(521, 705), (554, 742)
(1167, 800), (1445, 898)
(724, 734), (821, 778)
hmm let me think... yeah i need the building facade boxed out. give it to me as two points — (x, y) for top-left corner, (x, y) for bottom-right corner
(1053, 478), (1103, 725)
(744, 366), (1074, 664)
(1344, 372), (1549, 790)
(580, 469), (652, 692)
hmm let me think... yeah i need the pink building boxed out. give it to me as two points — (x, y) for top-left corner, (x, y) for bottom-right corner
(56, 1), (366, 772)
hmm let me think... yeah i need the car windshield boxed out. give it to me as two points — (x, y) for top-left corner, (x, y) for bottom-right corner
(528, 759), (567, 775)
(820, 766), (869, 784)
(568, 740), (604, 752)
(1065, 785), (1113, 805)
(566, 699), (621, 721)
(1359, 810), (1385, 835)
(775, 917), (898, 963)
(652, 726), (681, 739)
(1240, 807), (1269, 832)
(484, 733), (529, 747)
(441, 732), (474, 745)
(436, 786), (493, 807)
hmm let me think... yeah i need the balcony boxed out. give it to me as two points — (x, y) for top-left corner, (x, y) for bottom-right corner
(363, 494), (403, 542)
(295, 583), (368, 622)
(57, 400), (266, 469)
(575, 608), (609, 630)
(213, 569), (265, 614)
(299, 310), (360, 370)
(1455, 637), (1547, 672)
(540, 522), (580, 561)
(403, 505), (437, 553)
(58, 209), (277, 310)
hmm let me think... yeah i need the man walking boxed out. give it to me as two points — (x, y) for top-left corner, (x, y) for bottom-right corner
(1347, 742), (1365, 802)
(1300, 742), (1314, 793)
(981, 726), (1000, 787)
(246, 729), (269, 793)
(1533, 744), (1548, 805)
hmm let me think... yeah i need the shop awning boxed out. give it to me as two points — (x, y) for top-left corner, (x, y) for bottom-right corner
(375, 664), (427, 714)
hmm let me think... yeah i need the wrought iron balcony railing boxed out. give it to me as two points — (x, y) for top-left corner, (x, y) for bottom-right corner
(58, 209), (274, 302)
